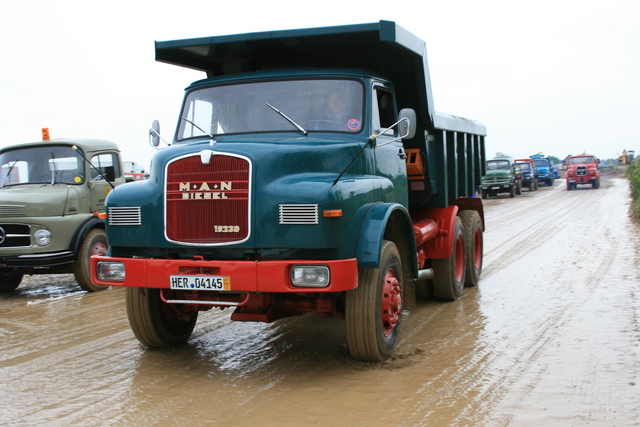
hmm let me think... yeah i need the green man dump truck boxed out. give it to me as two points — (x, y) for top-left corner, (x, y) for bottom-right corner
(91, 21), (487, 362)
(0, 132), (126, 293)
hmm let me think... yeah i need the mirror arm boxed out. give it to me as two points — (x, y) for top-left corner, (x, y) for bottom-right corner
(375, 117), (411, 147)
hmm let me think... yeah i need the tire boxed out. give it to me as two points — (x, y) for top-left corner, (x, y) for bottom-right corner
(0, 268), (24, 293)
(593, 178), (600, 189)
(126, 287), (198, 347)
(460, 211), (483, 287)
(481, 189), (487, 199)
(346, 240), (403, 362)
(432, 217), (466, 301)
(72, 228), (109, 292)
(567, 181), (572, 191)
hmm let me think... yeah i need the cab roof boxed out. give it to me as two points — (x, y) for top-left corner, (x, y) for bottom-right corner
(0, 138), (120, 154)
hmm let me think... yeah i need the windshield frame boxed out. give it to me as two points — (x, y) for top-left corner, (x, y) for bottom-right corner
(486, 160), (511, 170)
(174, 77), (366, 143)
(0, 144), (86, 187)
(569, 156), (595, 164)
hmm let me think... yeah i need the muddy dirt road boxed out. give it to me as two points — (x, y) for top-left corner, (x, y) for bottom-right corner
(2, 176), (639, 426)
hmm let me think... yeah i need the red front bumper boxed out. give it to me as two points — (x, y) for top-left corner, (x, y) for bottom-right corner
(90, 256), (358, 293)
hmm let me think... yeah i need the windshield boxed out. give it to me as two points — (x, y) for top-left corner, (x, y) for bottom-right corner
(534, 159), (547, 167)
(176, 79), (364, 141)
(515, 162), (531, 171)
(569, 156), (595, 164)
(486, 160), (510, 170)
(0, 145), (85, 187)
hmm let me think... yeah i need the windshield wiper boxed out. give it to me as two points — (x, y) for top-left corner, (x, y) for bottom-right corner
(181, 117), (214, 139)
(51, 151), (57, 184)
(266, 103), (307, 136)
(1, 159), (19, 188)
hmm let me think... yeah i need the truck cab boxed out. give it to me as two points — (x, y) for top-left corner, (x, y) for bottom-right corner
(566, 154), (600, 190)
(480, 158), (520, 198)
(0, 138), (126, 292)
(530, 154), (555, 186)
(514, 159), (538, 191)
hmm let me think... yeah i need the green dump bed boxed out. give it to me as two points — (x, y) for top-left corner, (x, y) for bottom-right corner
(155, 21), (486, 207)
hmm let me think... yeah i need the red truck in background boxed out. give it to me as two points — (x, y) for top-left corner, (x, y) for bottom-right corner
(565, 154), (600, 190)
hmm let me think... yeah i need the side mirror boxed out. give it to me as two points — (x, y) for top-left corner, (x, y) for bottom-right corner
(149, 120), (161, 147)
(398, 108), (417, 140)
(104, 166), (116, 182)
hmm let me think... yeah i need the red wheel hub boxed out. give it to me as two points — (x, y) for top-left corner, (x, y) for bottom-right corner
(473, 228), (482, 269)
(455, 235), (464, 281)
(91, 241), (108, 257)
(380, 269), (402, 337)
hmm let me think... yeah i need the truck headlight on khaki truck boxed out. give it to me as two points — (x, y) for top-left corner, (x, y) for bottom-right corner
(0, 137), (127, 292)
(91, 21), (488, 362)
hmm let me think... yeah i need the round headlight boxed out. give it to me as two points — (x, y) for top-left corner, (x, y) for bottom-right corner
(34, 229), (52, 246)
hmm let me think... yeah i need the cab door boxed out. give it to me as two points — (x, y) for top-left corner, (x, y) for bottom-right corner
(87, 152), (122, 212)
(371, 86), (408, 206)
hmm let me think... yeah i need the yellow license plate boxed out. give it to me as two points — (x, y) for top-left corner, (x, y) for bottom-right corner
(170, 275), (231, 291)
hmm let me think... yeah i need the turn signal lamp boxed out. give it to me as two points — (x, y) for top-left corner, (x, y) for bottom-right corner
(323, 209), (342, 218)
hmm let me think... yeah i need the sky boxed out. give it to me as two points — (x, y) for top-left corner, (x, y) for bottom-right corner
(1, 0), (639, 170)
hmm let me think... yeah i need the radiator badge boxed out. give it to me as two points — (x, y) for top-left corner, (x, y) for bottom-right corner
(180, 181), (232, 199)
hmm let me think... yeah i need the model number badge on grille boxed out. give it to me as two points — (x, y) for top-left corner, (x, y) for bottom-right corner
(214, 225), (240, 233)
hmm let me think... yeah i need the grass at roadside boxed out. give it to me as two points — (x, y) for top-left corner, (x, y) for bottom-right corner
(625, 162), (640, 220)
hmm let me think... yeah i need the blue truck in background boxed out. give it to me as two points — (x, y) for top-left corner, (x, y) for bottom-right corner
(530, 154), (554, 186)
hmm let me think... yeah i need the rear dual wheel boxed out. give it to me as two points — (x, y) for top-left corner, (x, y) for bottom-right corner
(346, 240), (403, 362)
(432, 217), (466, 301)
(460, 210), (483, 287)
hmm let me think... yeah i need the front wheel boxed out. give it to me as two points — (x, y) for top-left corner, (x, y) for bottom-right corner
(432, 217), (466, 301)
(346, 240), (403, 362)
(126, 287), (198, 347)
(72, 228), (109, 292)
(0, 268), (24, 293)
